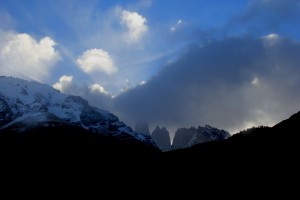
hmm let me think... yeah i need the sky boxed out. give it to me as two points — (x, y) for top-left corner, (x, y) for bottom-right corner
(1, 0), (300, 138)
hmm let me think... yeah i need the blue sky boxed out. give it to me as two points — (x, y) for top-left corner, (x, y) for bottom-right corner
(0, 0), (251, 94)
(1, 0), (300, 134)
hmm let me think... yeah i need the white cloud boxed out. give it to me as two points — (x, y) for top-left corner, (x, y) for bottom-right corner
(251, 77), (259, 85)
(262, 33), (281, 46)
(53, 75), (73, 92)
(77, 48), (117, 75)
(170, 19), (183, 32)
(120, 10), (148, 43)
(0, 32), (60, 82)
(89, 84), (109, 95)
(263, 33), (279, 40)
(140, 80), (146, 85)
(52, 76), (113, 109)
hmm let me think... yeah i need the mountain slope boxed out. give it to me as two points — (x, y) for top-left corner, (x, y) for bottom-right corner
(166, 112), (300, 193)
(172, 125), (230, 150)
(0, 124), (160, 198)
(0, 76), (155, 146)
(0, 76), (159, 197)
(151, 126), (171, 151)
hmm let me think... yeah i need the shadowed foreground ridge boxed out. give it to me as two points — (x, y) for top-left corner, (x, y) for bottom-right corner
(0, 125), (160, 197)
(1, 111), (299, 197)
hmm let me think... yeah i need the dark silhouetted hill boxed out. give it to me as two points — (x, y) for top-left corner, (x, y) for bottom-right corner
(0, 124), (159, 198)
(1, 111), (299, 198)
(165, 112), (300, 197)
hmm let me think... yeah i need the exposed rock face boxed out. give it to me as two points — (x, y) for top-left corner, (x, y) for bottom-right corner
(172, 127), (195, 150)
(151, 126), (171, 151)
(0, 97), (14, 126)
(172, 125), (230, 150)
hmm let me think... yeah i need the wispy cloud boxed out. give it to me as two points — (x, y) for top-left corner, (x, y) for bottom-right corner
(170, 19), (183, 32)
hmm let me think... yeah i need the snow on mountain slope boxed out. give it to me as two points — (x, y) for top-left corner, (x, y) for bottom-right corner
(0, 76), (155, 145)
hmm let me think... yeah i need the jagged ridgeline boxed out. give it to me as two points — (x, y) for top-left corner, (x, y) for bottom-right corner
(0, 76), (157, 149)
(172, 125), (230, 150)
(133, 122), (230, 151)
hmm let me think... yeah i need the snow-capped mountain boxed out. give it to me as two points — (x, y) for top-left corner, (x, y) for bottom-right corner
(0, 76), (155, 146)
(172, 125), (230, 150)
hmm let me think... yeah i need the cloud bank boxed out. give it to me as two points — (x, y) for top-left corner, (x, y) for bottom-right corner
(113, 35), (300, 135)
(229, 0), (300, 35)
(0, 31), (60, 82)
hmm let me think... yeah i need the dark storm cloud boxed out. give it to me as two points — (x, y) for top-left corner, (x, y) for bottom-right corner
(113, 36), (300, 134)
(111, 0), (300, 135)
(228, 0), (300, 34)
(80, 89), (113, 111)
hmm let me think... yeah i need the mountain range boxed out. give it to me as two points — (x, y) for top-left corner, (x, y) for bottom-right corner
(0, 76), (298, 198)
(172, 125), (230, 150)
(134, 122), (230, 151)
(0, 76), (155, 147)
